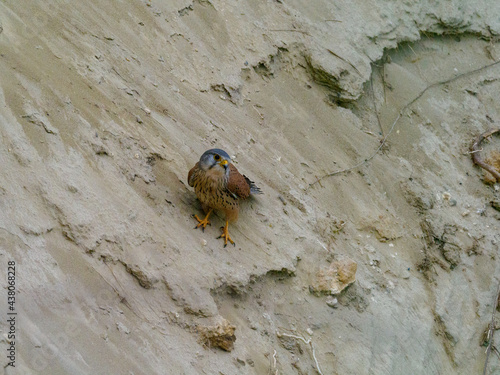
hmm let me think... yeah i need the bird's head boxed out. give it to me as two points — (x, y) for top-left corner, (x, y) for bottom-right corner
(199, 148), (231, 173)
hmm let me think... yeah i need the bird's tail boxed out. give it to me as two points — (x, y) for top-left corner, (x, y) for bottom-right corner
(244, 175), (263, 195)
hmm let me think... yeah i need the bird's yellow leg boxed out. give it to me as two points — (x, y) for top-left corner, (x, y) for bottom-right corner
(192, 209), (213, 232)
(218, 220), (235, 247)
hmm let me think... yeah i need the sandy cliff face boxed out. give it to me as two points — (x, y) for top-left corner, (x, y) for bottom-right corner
(0, 1), (499, 374)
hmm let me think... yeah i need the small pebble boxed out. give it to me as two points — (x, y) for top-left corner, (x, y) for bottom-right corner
(326, 297), (338, 308)
(306, 328), (313, 335)
(236, 358), (245, 366)
(443, 192), (451, 200)
(201, 239), (207, 246)
(449, 199), (457, 206)
(462, 210), (470, 217)
(116, 322), (130, 334)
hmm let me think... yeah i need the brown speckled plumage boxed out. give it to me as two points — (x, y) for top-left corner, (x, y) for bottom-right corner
(188, 148), (261, 246)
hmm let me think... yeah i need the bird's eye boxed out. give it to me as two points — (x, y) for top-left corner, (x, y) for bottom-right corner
(214, 154), (220, 161)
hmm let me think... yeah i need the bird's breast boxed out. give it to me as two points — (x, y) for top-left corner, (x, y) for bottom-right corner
(192, 169), (238, 211)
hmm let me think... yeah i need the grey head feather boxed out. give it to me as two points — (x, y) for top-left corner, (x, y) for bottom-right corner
(199, 148), (232, 172)
(201, 148), (231, 160)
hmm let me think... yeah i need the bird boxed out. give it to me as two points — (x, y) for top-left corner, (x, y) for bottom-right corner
(188, 148), (262, 247)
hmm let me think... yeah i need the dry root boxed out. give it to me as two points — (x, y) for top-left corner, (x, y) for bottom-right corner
(276, 330), (324, 375)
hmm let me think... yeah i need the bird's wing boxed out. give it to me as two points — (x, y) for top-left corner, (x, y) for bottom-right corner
(227, 163), (251, 199)
(188, 162), (199, 187)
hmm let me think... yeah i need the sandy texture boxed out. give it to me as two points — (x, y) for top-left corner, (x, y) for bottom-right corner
(0, 1), (500, 374)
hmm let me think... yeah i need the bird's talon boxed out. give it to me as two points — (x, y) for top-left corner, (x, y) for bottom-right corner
(218, 222), (235, 247)
(192, 210), (212, 231)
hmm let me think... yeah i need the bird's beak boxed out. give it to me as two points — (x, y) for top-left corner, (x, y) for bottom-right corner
(219, 159), (228, 168)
